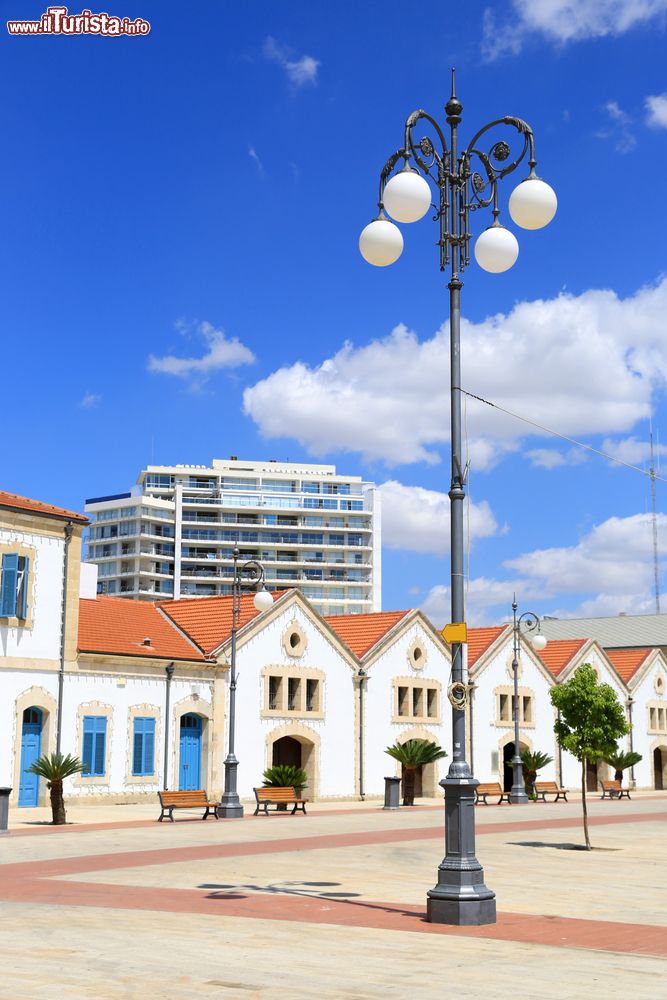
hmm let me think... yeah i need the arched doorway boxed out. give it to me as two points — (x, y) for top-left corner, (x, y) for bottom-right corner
(19, 707), (43, 807)
(179, 713), (202, 790)
(654, 747), (666, 790)
(586, 758), (599, 792)
(272, 736), (302, 769)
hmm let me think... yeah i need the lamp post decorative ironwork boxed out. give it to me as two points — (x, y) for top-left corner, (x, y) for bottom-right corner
(360, 70), (556, 926)
(510, 595), (547, 804)
(217, 547), (273, 818)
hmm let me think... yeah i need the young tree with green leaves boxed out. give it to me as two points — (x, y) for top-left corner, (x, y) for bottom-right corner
(520, 749), (553, 798)
(603, 750), (642, 784)
(26, 753), (85, 825)
(384, 739), (447, 806)
(550, 664), (630, 849)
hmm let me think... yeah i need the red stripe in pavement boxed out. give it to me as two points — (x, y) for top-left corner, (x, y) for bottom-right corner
(2, 811), (665, 880)
(1, 877), (664, 957)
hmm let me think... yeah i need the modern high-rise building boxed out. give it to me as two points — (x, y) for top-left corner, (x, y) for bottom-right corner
(84, 458), (381, 615)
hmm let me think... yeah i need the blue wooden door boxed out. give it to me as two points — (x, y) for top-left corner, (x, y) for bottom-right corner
(179, 714), (202, 790)
(19, 707), (43, 807)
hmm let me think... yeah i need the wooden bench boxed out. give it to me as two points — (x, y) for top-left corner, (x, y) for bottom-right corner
(600, 779), (631, 800)
(475, 782), (511, 805)
(534, 781), (568, 803)
(253, 786), (307, 816)
(158, 789), (218, 822)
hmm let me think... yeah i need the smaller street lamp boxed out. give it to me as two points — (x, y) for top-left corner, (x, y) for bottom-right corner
(509, 594), (547, 804)
(217, 548), (273, 818)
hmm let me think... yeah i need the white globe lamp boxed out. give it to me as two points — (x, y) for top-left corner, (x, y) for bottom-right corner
(253, 588), (274, 612)
(509, 177), (557, 230)
(530, 633), (547, 652)
(382, 168), (432, 223)
(474, 224), (519, 273)
(359, 217), (404, 267)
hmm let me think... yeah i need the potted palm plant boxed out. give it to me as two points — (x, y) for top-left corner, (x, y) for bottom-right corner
(26, 752), (85, 825)
(604, 749), (642, 787)
(384, 739), (447, 806)
(520, 749), (554, 799)
(262, 764), (308, 809)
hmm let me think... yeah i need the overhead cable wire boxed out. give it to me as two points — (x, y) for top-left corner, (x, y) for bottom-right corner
(461, 389), (667, 486)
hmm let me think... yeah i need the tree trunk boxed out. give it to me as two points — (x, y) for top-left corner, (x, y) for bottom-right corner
(614, 768), (623, 783)
(49, 779), (67, 826)
(403, 767), (416, 807)
(581, 758), (590, 850)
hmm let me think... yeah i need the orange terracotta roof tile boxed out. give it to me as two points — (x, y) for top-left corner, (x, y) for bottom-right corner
(159, 591), (284, 656)
(0, 490), (87, 523)
(538, 638), (588, 678)
(324, 610), (411, 658)
(605, 647), (653, 683)
(467, 626), (509, 667)
(78, 597), (206, 662)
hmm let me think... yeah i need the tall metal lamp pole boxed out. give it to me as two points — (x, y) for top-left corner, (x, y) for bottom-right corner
(217, 547), (273, 818)
(359, 70), (556, 925)
(510, 595), (547, 804)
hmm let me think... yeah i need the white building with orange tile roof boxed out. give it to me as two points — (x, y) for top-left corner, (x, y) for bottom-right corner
(466, 625), (561, 788)
(606, 647), (667, 790)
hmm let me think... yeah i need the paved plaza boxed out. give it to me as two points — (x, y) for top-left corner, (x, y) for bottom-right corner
(1, 794), (666, 999)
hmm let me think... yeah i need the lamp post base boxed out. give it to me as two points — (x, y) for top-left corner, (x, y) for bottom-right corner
(217, 756), (244, 818)
(426, 774), (496, 926)
(509, 787), (529, 805)
(216, 797), (244, 819)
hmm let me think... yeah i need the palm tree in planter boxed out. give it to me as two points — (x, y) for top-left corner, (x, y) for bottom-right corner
(520, 749), (554, 799)
(385, 739), (447, 806)
(26, 752), (85, 825)
(263, 764), (308, 809)
(604, 750), (642, 786)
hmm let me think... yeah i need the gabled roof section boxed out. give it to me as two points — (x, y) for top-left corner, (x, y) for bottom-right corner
(605, 647), (654, 684)
(78, 597), (206, 662)
(159, 591), (286, 656)
(467, 626), (509, 668)
(538, 638), (589, 678)
(324, 610), (412, 659)
(0, 490), (88, 524)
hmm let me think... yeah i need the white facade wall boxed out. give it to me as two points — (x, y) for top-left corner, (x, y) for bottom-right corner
(363, 620), (451, 797)
(0, 526), (64, 661)
(471, 635), (559, 786)
(231, 602), (357, 800)
(629, 654), (667, 789)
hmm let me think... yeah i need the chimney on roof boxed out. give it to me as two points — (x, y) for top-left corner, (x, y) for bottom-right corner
(229, 455), (237, 460)
(142, 636), (152, 646)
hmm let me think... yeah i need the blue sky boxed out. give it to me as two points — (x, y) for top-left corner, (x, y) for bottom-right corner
(3, 0), (667, 625)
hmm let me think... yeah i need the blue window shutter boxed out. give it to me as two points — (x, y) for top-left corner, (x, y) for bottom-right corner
(0, 554), (19, 617)
(143, 718), (155, 775)
(93, 718), (106, 776)
(82, 716), (95, 773)
(17, 556), (29, 619)
(132, 720), (143, 775)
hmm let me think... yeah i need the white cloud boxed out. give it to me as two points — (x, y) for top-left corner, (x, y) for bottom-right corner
(248, 146), (265, 176)
(79, 392), (101, 409)
(148, 321), (255, 383)
(244, 277), (667, 470)
(263, 36), (319, 88)
(379, 480), (498, 555)
(600, 435), (667, 468)
(482, 0), (667, 59)
(420, 510), (667, 626)
(526, 447), (587, 469)
(646, 93), (667, 128)
(595, 101), (636, 153)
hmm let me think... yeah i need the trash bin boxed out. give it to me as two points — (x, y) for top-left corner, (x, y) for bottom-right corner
(383, 776), (401, 809)
(0, 788), (12, 834)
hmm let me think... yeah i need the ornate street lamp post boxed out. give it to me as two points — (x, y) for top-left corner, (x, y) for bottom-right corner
(360, 70), (556, 925)
(510, 595), (547, 804)
(217, 547), (273, 818)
